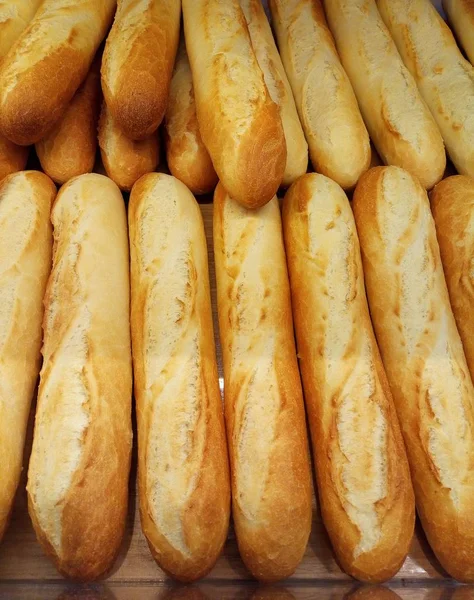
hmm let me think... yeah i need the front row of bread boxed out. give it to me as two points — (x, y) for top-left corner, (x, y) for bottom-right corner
(1, 168), (474, 584)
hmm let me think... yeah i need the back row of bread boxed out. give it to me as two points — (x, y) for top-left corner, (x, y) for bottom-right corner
(1, 0), (474, 197)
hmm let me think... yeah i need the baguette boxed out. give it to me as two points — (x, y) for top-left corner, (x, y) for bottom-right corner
(377, 0), (474, 180)
(353, 165), (474, 582)
(102, 0), (181, 140)
(164, 41), (218, 195)
(282, 173), (415, 582)
(182, 0), (286, 209)
(213, 184), (312, 581)
(323, 0), (445, 190)
(240, 0), (308, 187)
(36, 58), (101, 185)
(98, 102), (160, 192)
(0, 0), (43, 58)
(443, 0), (474, 65)
(129, 173), (230, 582)
(27, 173), (132, 580)
(0, 171), (55, 542)
(269, 0), (370, 190)
(0, 0), (116, 146)
(431, 175), (474, 383)
(0, 135), (28, 182)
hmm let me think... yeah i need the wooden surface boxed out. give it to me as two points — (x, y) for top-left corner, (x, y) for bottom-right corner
(0, 203), (468, 600)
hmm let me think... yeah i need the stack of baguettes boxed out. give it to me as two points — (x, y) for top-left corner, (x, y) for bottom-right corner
(1, 0), (474, 588)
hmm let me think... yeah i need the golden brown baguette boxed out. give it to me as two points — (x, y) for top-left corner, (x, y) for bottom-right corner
(182, 0), (286, 209)
(129, 173), (230, 582)
(269, 0), (370, 190)
(27, 173), (132, 581)
(377, 0), (474, 180)
(102, 0), (181, 140)
(323, 0), (446, 190)
(443, 0), (474, 65)
(0, 0), (116, 146)
(0, 1), (43, 58)
(240, 0), (308, 187)
(282, 173), (415, 582)
(353, 165), (474, 583)
(164, 41), (218, 196)
(98, 102), (160, 192)
(213, 183), (312, 582)
(0, 135), (28, 182)
(431, 175), (474, 383)
(36, 59), (101, 185)
(0, 171), (55, 543)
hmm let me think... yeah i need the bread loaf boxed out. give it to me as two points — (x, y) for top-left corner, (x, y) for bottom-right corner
(129, 173), (230, 582)
(323, 0), (446, 190)
(0, 135), (28, 182)
(27, 173), (132, 580)
(443, 0), (474, 65)
(0, 0), (116, 146)
(213, 184), (312, 582)
(102, 0), (181, 140)
(164, 41), (218, 196)
(377, 0), (474, 180)
(182, 0), (286, 209)
(269, 0), (370, 190)
(98, 102), (160, 192)
(353, 165), (474, 582)
(282, 173), (414, 582)
(431, 175), (474, 383)
(36, 58), (101, 185)
(0, 171), (55, 543)
(240, 0), (308, 187)
(0, 0), (43, 58)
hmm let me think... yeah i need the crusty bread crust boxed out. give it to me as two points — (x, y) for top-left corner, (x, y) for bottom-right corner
(377, 0), (474, 180)
(443, 0), (474, 65)
(0, 0), (43, 58)
(431, 175), (474, 385)
(0, 171), (55, 542)
(27, 174), (132, 581)
(213, 183), (312, 582)
(353, 166), (474, 582)
(324, 0), (446, 189)
(182, 0), (286, 209)
(102, 0), (181, 140)
(0, 0), (116, 145)
(129, 173), (230, 582)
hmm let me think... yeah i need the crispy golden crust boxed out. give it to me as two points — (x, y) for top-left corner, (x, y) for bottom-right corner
(0, 1), (43, 58)
(182, 0), (286, 209)
(164, 41), (218, 195)
(213, 183), (312, 582)
(282, 173), (414, 582)
(129, 174), (230, 582)
(0, 135), (28, 181)
(36, 58), (101, 184)
(0, 0), (116, 146)
(0, 171), (55, 542)
(353, 166), (474, 582)
(27, 174), (132, 581)
(102, 0), (181, 140)
(443, 0), (474, 65)
(431, 175), (474, 384)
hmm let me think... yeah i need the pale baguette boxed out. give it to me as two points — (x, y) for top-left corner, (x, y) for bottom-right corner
(129, 173), (230, 581)
(323, 0), (446, 190)
(27, 173), (132, 580)
(98, 102), (160, 192)
(213, 184), (312, 582)
(182, 0), (286, 209)
(36, 59), (101, 185)
(431, 175), (474, 383)
(443, 0), (474, 65)
(353, 166), (474, 582)
(0, 171), (55, 542)
(269, 0), (370, 190)
(0, 0), (116, 146)
(164, 41), (218, 195)
(102, 0), (181, 140)
(377, 0), (474, 179)
(282, 173), (415, 582)
(0, 0), (43, 58)
(240, 0), (308, 187)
